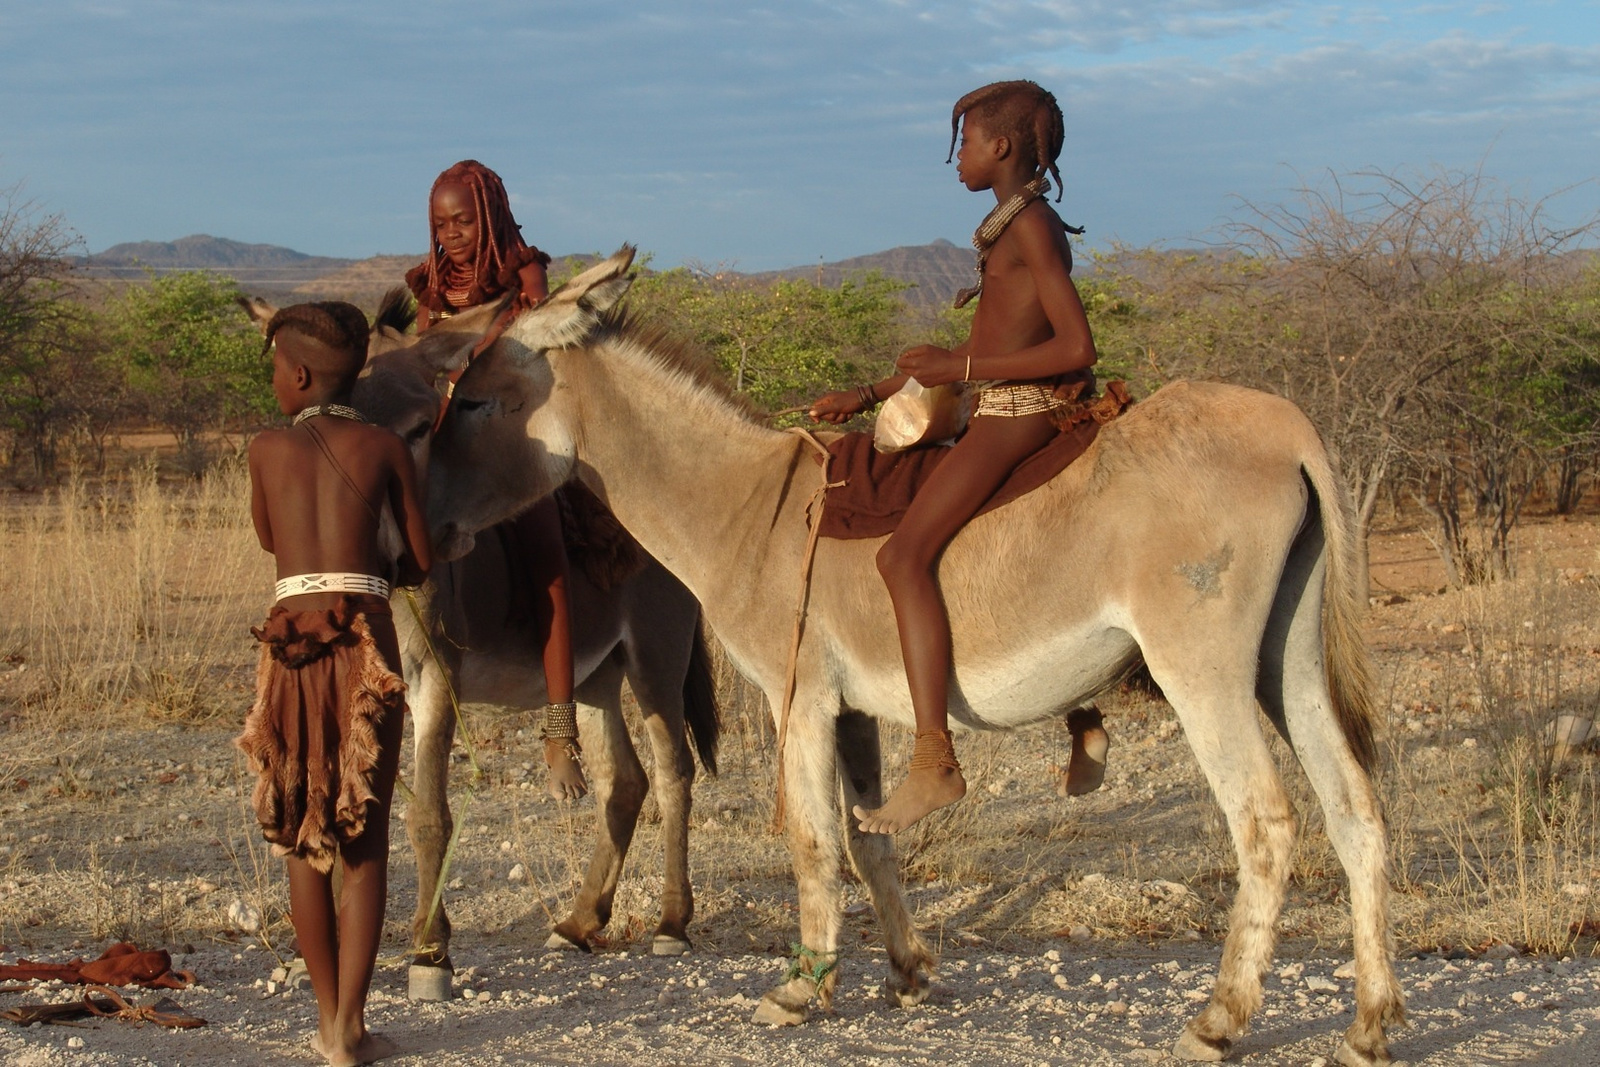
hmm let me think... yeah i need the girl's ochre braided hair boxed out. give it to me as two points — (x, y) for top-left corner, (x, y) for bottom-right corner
(406, 160), (551, 315)
(262, 301), (370, 388)
(947, 80), (1066, 202)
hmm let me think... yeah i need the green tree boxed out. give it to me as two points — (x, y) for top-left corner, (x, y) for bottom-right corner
(110, 270), (268, 470)
(630, 268), (910, 414)
(0, 183), (104, 479)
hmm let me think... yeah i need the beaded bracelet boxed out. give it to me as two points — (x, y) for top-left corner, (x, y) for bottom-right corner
(541, 701), (579, 740)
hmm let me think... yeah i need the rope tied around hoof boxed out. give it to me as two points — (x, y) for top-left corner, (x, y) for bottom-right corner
(785, 943), (840, 989)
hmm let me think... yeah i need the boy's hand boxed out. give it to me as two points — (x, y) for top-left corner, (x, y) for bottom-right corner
(896, 344), (960, 386)
(808, 390), (866, 424)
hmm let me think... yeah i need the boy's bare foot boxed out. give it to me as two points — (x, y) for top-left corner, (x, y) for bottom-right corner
(544, 738), (588, 801)
(324, 1031), (398, 1067)
(853, 730), (965, 834)
(1059, 706), (1109, 797)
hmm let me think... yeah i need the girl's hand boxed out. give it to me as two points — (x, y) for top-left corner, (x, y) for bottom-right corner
(895, 344), (961, 386)
(808, 390), (865, 424)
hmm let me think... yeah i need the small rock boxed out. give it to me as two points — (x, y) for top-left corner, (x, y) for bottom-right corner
(227, 899), (261, 933)
(1484, 943), (1520, 960)
(1107, 1000), (1128, 1015)
(1068, 925), (1092, 942)
(1511, 990), (1528, 1004)
(1305, 976), (1339, 993)
(508, 864), (527, 883)
(67, 1036), (84, 1049)
(1334, 960), (1358, 980)
(1544, 715), (1594, 754)
(269, 966), (288, 983)
(500, 840), (512, 852)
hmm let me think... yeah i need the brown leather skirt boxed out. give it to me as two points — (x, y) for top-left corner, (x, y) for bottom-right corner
(236, 595), (405, 873)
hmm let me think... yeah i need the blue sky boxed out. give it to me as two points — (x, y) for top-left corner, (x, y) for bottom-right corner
(2, 1), (1597, 270)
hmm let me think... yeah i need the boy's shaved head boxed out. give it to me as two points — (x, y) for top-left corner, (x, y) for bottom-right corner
(263, 302), (370, 390)
(948, 80), (1066, 201)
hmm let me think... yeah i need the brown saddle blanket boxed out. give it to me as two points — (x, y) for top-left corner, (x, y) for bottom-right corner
(819, 380), (1130, 540)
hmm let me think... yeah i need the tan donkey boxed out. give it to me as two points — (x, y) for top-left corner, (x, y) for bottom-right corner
(243, 293), (720, 998)
(419, 250), (1404, 1066)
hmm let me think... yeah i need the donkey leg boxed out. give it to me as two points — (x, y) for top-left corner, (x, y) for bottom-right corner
(403, 649), (459, 1000)
(629, 651), (698, 955)
(755, 697), (844, 1026)
(1261, 543), (1403, 1066)
(835, 709), (935, 1006)
(1152, 663), (1296, 1062)
(549, 655), (649, 951)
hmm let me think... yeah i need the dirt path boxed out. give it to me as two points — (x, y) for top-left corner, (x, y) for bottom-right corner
(4, 938), (1599, 1065)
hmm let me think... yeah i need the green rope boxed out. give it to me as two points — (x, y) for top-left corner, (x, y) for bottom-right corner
(785, 942), (840, 988)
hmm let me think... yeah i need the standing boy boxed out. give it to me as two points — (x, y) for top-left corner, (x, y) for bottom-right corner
(237, 301), (431, 1066)
(810, 81), (1106, 833)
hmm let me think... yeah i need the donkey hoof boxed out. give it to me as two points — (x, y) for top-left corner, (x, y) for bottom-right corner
(1172, 1027), (1231, 1062)
(1335, 1040), (1397, 1067)
(752, 991), (809, 1026)
(408, 965), (454, 1002)
(885, 972), (930, 1007)
(545, 930), (592, 953)
(651, 935), (692, 957)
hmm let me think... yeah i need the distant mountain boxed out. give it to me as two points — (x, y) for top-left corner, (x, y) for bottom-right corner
(752, 239), (976, 311)
(87, 234), (354, 273)
(77, 233), (987, 310)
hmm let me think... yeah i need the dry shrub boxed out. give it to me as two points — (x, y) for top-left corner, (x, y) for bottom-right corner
(1383, 556), (1600, 954)
(0, 461), (267, 732)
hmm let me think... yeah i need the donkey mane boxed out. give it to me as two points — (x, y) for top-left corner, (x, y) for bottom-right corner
(375, 285), (418, 335)
(593, 308), (765, 425)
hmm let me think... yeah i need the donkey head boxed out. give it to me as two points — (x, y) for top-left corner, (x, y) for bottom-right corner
(427, 246), (637, 559)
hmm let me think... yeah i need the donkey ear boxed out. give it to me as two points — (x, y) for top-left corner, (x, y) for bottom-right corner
(507, 245), (637, 353)
(238, 295), (277, 336)
(408, 328), (484, 380)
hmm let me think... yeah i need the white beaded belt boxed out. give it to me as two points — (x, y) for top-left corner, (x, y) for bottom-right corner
(274, 572), (391, 602)
(973, 382), (1068, 418)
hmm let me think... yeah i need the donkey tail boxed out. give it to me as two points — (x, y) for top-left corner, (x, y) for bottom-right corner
(683, 615), (721, 776)
(1302, 441), (1378, 774)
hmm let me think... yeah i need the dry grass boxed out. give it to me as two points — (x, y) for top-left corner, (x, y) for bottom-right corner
(0, 475), (1597, 965)
(0, 461), (267, 735)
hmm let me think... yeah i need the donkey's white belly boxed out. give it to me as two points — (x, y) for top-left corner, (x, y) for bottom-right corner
(839, 611), (1139, 733)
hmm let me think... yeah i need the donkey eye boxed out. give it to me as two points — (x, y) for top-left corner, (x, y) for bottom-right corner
(453, 397), (489, 415)
(402, 421), (431, 444)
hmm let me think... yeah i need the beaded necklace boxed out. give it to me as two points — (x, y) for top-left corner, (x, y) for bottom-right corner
(442, 260), (477, 309)
(952, 176), (1052, 309)
(292, 404), (366, 426)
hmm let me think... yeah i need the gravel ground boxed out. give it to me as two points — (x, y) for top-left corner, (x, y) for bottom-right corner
(3, 937), (1599, 1065)
(4, 519), (1600, 1064)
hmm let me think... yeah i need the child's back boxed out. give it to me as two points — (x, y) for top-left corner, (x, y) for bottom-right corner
(250, 413), (423, 591)
(240, 301), (428, 1067)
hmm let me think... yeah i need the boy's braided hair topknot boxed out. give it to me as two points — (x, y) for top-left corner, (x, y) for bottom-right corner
(407, 159), (550, 314)
(262, 301), (370, 389)
(947, 80), (1066, 202)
